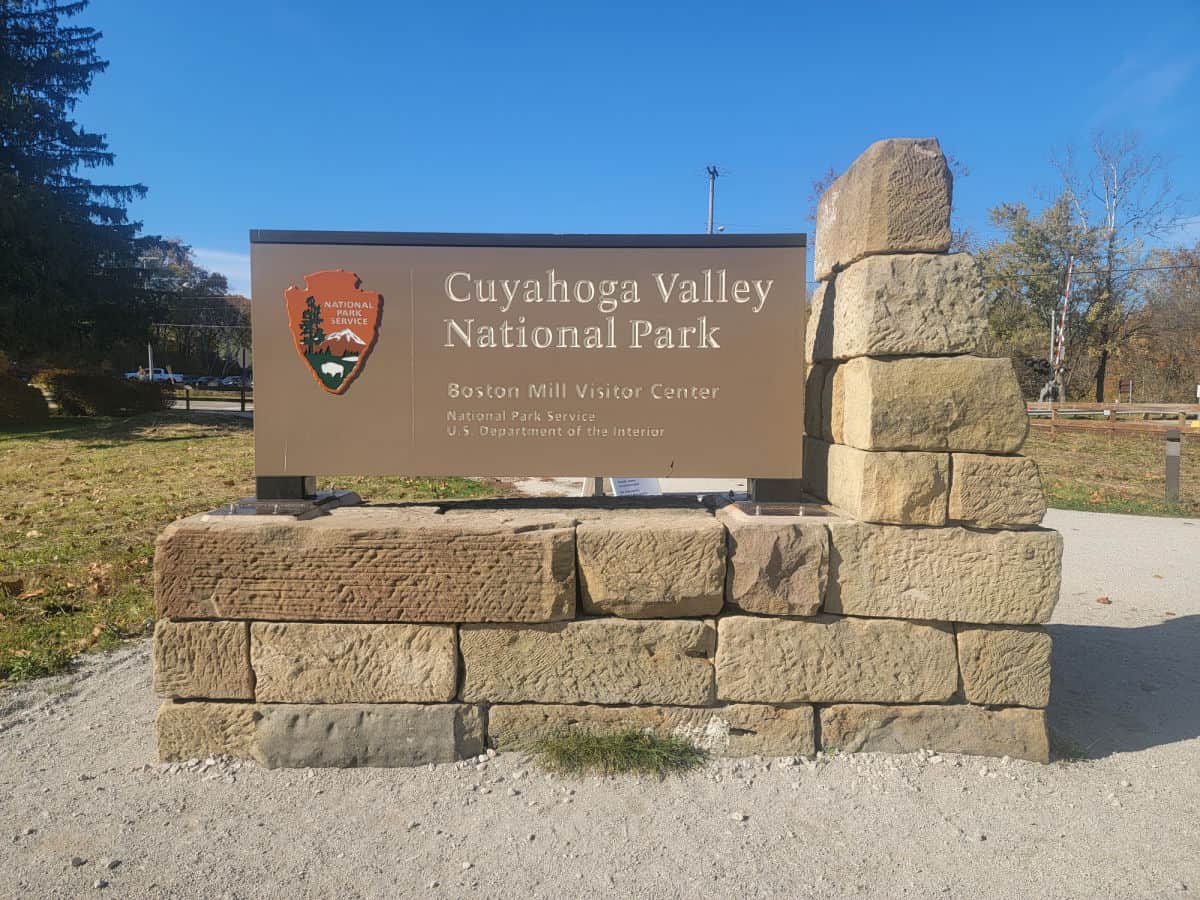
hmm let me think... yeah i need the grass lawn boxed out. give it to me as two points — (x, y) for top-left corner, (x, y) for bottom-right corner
(1023, 427), (1199, 518)
(0, 412), (501, 684)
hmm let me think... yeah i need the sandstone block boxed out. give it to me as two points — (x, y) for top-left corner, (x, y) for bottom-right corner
(717, 504), (827, 615)
(814, 138), (952, 280)
(949, 454), (1046, 527)
(255, 703), (484, 768)
(156, 700), (262, 763)
(819, 704), (1050, 763)
(156, 701), (484, 767)
(809, 253), (986, 361)
(576, 514), (725, 617)
(805, 283), (830, 366)
(826, 521), (1062, 624)
(827, 356), (1028, 452)
(804, 363), (830, 439)
(803, 438), (948, 525)
(488, 703), (815, 758)
(250, 622), (457, 703)
(957, 625), (1052, 707)
(715, 615), (957, 704)
(155, 506), (576, 623)
(153, 620), (253, 700)
(459, 619), (716, 705)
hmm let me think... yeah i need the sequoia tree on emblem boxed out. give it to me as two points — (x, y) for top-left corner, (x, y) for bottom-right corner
(284, 270), (383, 394)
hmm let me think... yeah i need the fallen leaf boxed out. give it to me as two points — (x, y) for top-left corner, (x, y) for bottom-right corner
(1152, 574), (1163, 580)
(1164, 612), (1176, 617)
(16, 588), (46, 601)
(24, 529), (40, 538)
(86, 561), (114, 597)
(1095, 596), (1112, 605)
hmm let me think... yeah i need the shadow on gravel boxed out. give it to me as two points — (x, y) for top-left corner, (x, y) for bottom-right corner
(1047, 614), (1200, 758)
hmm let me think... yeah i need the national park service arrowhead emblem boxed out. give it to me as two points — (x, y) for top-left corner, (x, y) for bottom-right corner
(284, 270), (383, 394)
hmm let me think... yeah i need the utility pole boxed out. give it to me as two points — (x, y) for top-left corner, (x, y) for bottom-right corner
(706, 165), (720, 234)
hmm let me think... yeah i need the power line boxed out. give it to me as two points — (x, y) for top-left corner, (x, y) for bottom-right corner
(807, 261), (1200, 287)
(981, 263), (1200, 282)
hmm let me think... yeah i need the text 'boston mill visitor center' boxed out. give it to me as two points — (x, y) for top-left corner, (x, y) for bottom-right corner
(151, 137), (1062, 767)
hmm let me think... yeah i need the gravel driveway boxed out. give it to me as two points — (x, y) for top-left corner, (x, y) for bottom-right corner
(1, 509), (1197, 899)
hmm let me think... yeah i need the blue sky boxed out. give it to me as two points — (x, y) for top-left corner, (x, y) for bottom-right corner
(76, 0), (1200, 295)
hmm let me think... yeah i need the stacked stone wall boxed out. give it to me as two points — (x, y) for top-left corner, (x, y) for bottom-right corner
(151, 137), (1061, 767)
(153, 496), (1055, 766)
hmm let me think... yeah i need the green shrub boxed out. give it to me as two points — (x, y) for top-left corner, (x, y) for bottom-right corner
(0, 374), (50, 425)
(33, 370), (173, 416)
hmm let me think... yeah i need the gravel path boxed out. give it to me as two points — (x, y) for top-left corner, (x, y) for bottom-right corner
(1, 509), (1197, 899)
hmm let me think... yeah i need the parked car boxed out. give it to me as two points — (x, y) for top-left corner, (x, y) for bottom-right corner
(220, 375), (251, 389)
(123, 367), (184, 384)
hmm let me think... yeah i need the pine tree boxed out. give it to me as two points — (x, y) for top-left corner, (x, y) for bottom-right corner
(300, 296), (325, 354)
(0, 1), (155, 365)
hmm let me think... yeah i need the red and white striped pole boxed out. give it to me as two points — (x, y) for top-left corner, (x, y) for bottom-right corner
(1053, 256), (1074, 368)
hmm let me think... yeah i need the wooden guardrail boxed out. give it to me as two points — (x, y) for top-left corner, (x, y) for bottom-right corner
(1027, 401), (1200, 436)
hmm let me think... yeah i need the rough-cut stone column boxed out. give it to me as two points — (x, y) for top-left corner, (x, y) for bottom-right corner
(827, 520), (1062, 624)
(814, 138), (953, 280)
(156, 701), (485, 767)
(803, 437), (949, 525)
(153, 620), (253, 700)
(718, 505), (827, 616)
(576, 512), (726, 617)
(459, 619), (717, 705)
(809, 253), (986, 362)
(155, 506), (577, 623)
(827, 356), (1029, 453)
(956, 625), (1052, 707)
(250, 623), (458, 703)
(715, 614), (957, 703)
(487, 703), (816, 758)
(820, 704), (1050, 763)
(949, 454), (1047, 527)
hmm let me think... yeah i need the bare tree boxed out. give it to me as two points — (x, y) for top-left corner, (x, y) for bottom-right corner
(1054, 131), (1185, 400)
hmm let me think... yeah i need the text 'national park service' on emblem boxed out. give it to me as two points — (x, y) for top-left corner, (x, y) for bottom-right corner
(284, 270), (383, 394)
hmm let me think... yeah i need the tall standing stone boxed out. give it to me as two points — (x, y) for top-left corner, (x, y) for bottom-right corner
(814, 138), (953, 280)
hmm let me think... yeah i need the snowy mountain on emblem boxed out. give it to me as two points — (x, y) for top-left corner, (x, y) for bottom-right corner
(316, 328), (367, 356)
(325, 328), (366, 345)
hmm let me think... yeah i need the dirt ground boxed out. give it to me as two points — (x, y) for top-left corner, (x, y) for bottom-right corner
(0, 508), (1197, 899)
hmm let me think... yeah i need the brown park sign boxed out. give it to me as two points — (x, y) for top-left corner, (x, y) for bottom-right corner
(250, 232), (806, 478)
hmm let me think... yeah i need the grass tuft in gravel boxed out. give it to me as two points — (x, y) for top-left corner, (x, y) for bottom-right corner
(532, 728), (707, 777)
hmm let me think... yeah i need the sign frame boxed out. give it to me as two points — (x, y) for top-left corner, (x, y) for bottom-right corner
(250, 230), (807, 498)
